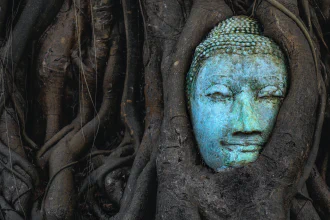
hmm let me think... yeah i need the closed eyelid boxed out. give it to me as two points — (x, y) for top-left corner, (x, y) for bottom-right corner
(203, 76), (230, 89)
(205, 84), (232, 93)
(205, 82), (231, 90)
(258, 86), (284, 97)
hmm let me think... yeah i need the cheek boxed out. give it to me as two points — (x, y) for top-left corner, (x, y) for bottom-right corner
(255, 100), (281, 133)
(190, 97), (231, 141)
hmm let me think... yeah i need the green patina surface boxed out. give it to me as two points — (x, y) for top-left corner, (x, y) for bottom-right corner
(186, 16), (288, 171)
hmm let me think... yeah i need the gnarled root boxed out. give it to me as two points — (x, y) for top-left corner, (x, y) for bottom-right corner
(38, 3), (121, 218)
(307, 166), (330, 218)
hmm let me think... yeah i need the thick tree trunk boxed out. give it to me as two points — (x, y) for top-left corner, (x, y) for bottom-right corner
(0, 0), (329, 219)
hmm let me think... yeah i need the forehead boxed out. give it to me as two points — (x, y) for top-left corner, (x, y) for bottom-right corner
(197, 53), (287, 84)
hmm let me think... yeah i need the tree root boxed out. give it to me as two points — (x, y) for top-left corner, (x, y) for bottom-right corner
(0, 143), (39, 186)
(40, 7), (124, 218)
(86, 186), (112, 219)
(263, 0), (326, 194)
(0, 160), (32, 190)
(1, 0), (61, 68)
(79, 145), (134, 193)
(0, 196), (24, 220)
(307, 166), (330, 217)
(10, 90), (38, 150)
(40, 150), (113, 212)
(33, 0), (66, 37)
(120, 0), (143, 152)
(79, 153), (135, 196)
(0, 0), (8, 38)
(37, 124), (74, 161)
(113, 1), (164, 218)
(301, 0), (312, 32)
(0, 0), (327, 219)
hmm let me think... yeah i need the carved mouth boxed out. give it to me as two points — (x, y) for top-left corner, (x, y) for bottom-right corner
(220, 141), (263, 152)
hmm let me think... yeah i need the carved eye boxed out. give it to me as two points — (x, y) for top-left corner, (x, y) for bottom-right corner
(205, 85), (233, 101)
(258, 86), (284, 98)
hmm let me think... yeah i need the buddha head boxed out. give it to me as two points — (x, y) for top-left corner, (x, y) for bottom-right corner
(186, 16), (288, 171)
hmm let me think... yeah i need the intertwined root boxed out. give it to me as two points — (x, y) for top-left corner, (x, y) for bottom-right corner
(0, 0), (329, 219)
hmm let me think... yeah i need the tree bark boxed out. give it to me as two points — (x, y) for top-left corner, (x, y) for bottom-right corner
(0, 0), (328, 219)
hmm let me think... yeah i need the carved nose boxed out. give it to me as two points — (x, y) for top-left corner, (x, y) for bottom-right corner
(231, 94), (262, 136)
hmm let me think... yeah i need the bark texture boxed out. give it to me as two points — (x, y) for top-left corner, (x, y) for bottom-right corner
(0, 0), (329, 219)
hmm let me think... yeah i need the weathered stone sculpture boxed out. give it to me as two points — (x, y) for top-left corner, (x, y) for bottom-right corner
(186, 16), (288, 171)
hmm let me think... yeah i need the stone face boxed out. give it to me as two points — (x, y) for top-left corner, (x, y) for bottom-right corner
(186, 16), (285, 102)
(187, 16), (288, 171)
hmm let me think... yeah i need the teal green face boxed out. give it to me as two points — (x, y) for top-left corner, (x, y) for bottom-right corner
(190, 53), (288, 171)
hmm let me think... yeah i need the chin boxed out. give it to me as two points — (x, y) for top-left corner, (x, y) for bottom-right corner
(213, 151), (260, 171)
(228, 151), (260, 167)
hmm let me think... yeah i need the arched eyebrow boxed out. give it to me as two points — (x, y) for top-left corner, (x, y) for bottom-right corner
(256, 75), (287, 85)
(201, 75), (234, 92)
(203, 75), (230, 87)
(207, 75), (228, 82)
